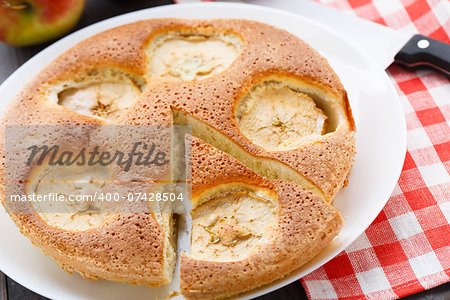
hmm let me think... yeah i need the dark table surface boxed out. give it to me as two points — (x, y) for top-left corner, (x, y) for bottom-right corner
(0, 0), (448, 299)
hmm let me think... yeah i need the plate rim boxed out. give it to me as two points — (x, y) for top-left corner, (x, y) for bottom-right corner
(0, 2), (407, 300)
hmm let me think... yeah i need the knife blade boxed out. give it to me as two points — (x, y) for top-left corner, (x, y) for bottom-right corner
(223, 0), (450, 75)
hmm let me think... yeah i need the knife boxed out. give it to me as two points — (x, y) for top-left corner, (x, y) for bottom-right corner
(224, 0), (450, 75)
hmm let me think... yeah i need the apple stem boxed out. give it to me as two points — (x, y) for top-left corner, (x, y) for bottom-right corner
(2, 1), (29, 10)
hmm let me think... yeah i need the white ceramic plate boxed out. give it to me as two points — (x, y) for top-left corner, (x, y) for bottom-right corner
(0, 3), (406, 300)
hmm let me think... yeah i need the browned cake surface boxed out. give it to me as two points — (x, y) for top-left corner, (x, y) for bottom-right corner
(181, 137), (343, 299)
(0, 18), (355, 298)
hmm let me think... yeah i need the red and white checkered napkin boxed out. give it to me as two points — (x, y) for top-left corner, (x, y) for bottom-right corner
(298, 1), (450, 299)
(175, 0), (450, 298)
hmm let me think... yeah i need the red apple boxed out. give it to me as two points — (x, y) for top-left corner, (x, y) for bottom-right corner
(0, 0), (85, 47)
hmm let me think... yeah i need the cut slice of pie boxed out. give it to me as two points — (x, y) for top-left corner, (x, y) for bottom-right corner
(180, 137), (343, 299)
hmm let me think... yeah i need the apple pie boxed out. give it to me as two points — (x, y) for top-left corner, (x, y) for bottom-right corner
(0, 19), (355, 299)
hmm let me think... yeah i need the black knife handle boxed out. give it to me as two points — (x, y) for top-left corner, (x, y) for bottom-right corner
(394, 34), (450, 76)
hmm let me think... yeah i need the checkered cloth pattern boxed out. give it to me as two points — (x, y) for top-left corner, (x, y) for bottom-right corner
(299, 1), (450, 299)
(175, 0), (450, 299)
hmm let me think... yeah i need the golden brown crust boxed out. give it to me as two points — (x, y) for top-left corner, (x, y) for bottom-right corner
(181, 137), (343, 299)
(2, 18), (354, 199)
(126, 20), (354, 200)
(11, 212), (168, 286)
(0, 18), (354, 294)
(189, 136), (268, 197)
